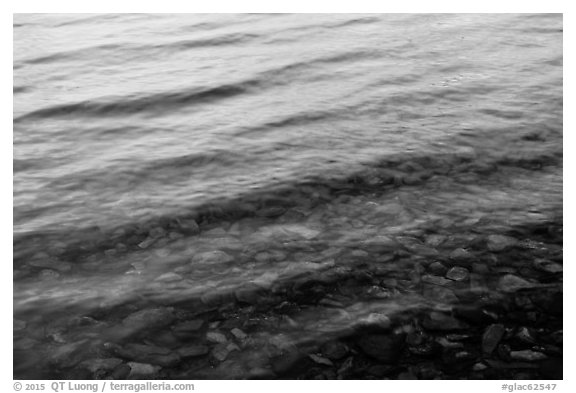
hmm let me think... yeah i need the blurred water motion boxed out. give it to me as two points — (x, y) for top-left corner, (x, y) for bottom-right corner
(13, 14), (562, 379)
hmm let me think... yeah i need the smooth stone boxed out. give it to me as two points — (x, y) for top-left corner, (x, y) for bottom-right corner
(449, 248), (473, 260)
(177, 345), (210, 358)
(356, 333), (405, 363)
(422, 275), (452, 286)
(482, 324), (506, 355)
(510, 350), (547, 362)
(211, 343), (230, 362)
(428, 262), (448, 275)
(362, 236), (399, 251)
(117, 343), (180, 367)
(498, 274), (539, 293)
(230, 328), (248, 340)
(127, 362), (160, 377)
(426, 234), (447, 247)
(178, 219), (200, 235)
(423, 286), (459, 303)
(122, 307), (175, 333)
(308, 354), (334, 366)
(446, 266), (470, 281)
(110, 364), (131, 380)
(206, 331), (227, 344)
(487, 235), (518, 252)
(138, 237), (157, 249)
(422, 312), (465, 331)
(320, 341), (349, 361)
(533, 260), (563, 274)
(78, 358), (123, 373)
(192, 250), (234, 264)
(271, 349), (302, 374)
(235, 284), (264, 304)
(172, 319), (204, 335)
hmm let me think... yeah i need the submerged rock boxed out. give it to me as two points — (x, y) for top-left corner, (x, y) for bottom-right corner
(498, 274), (539, 293)
(487, 235), (518, 252)
(177, 345), (210, 359)
(510, 350), (547, 362)
(115, 343), (180, 367)
(321, 341), (349, 361)
(192, 250), (234, 264)
(206, 331), (228, 344)
(449, 248), (473, 260)
(78, 358), (123, 373)
(122, 307), (175, 333)
(356, 333), (405, 363)
(127, 362), (160, 378)
(482, 324), (506, 355)
(422, 312), (465, 331)
(362, 236), (399, 252)
(308, 354), (334, 366)
(359, 313), (392, 330)
(446, 266), (470, 281)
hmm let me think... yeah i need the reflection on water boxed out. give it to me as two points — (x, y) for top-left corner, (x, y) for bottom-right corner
(14, 13), (562, 379)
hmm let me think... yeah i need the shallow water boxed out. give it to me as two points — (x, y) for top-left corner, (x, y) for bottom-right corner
(13, 14), (562, 379)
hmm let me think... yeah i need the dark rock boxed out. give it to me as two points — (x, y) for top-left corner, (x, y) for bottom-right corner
(422, 312), (466, 331)
(122, 307), (175, 334)
(422, 275), (452, 286)
(115, 343), (181, 367)
(454, 306), (496, 324)
(127, 362), (160, 378)
(177, 345), (210, 359)
(487, 235), (518, 252)
(356, 333), (405, 363)
(423, 285), (459, 303)
(78, 358), (123, 373)
(321, 341), (349, 361)
(110, 363), (131, 380)
(428, 261), (448, 276)
(446, 266), (470, 281)
(271, 349), (303, 375)
(235, 284), (265, 304)
(172, 319), (205, 337)
(482, 324), (506, 355)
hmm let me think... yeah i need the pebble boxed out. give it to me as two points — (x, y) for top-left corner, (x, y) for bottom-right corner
(127, 362), (160, 377)
(487, 234), (518, 252)
(510, 350), (547, 362)
(122, 307), (175, 333)
(498, 274), (538, 293)
(533, 260), (563, 274)
(308, 354), (334, 366)
(116, 343), (180, 367)
(78, 358), (123, 373)
(449, 248), (473, 260)
(428, 261), (448, 275)
(110, 364), (131, 379)
(425, 234), (447, 247)
(230, 328), (247, 340)
(172, 319), (204, 335)
(422, 312), (465, 331)
(446, 266), (470, 281)
(362, 235), (399, 251)
(321, 341), (349, 361)
(177, 345), (210, 358)
(206, 331), (228, 344)
(178, 219), (200, 234)
(138, 237), (156, 249)
(422, 275), (452, 286)
(482, 324), (506, 355)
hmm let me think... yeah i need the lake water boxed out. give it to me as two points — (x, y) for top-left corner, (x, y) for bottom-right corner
(13, 14), (562, 379)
